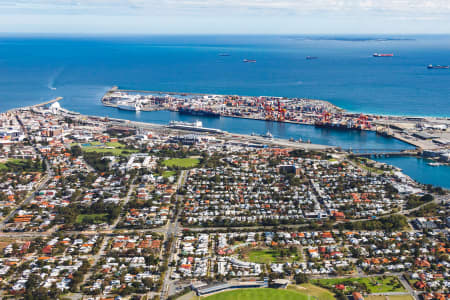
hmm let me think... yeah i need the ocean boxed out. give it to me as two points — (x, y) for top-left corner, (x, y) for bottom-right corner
(0, 34), (448, 187)
(0, 34), (449, 116)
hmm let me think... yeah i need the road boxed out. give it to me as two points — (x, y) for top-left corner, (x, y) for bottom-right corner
(0, 115), (55, 230)
(161, 170), (187, 300)
(0, 193), (446, 238)
(111, 178), (136, 229)
(0, 173), (51, 230)
(399, 275), (420, 300)
(85, 236), (110, 279)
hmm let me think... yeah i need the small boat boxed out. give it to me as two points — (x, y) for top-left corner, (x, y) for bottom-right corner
(427, 162), (442, 166)
(219, 53), (230, 56)
(261, 131), (273, 139)
(373, 53), (394, 57)
(306, 56), (318, 60)
(427, 64), (449, 69)
(243, 59), (256, 63)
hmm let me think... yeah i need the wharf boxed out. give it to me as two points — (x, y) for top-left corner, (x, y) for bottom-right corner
(89, 86), (450, 155)
(105, 117), (332, 150)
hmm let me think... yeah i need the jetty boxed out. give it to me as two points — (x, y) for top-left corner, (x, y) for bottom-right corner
(7, 97), (63, 113)
(35, 96), (63, 107)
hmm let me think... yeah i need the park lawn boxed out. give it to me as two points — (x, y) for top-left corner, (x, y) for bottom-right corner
(83, 146), (137, 156)
(204, 288), (310, 300)
(288, 284), (336, 300)
(247, 249), (278, 264)
(0, 163), (8, 171)
(162, 158), (200, 168)
(76, 213), (109, 224)
(312, 276), (406, 294)
(0, 159), (42, 172)
(366, 296), (413, 300)
(246, 249), (300, 264)
(162, 171), (176, 178)
(105, 141), (125, 148)
(75, 141), (134, 156)
(365, 296), (386, 300)
(388, 296), (414, 300)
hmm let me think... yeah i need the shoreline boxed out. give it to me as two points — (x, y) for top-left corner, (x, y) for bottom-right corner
(5, 98), (450, 188)
(8, 94), (449, 157)
(102, 87), (450, 152)
(109, 86), (450, 119)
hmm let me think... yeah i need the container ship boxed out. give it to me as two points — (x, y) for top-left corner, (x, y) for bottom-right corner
(315, 121), (348, 130)
(427, 64), (449, 69)
(178, 107), (221, 117)
(167, 120), (224, 134)
(373, 53), (394, 57)
(314, 119), (369, 131)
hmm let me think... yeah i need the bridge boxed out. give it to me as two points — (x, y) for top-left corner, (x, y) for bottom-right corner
(348, 149), (419, 158)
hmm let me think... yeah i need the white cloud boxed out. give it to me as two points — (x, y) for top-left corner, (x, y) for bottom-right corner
(1, 0), (450, 16)
(1, 0), (449, 34)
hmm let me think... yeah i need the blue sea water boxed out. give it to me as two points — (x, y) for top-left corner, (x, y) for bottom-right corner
(0, 34), (449, 116)
(104, 109), (413, 152)
(374, 157), (450, 189)
(0, 34), (448, 186)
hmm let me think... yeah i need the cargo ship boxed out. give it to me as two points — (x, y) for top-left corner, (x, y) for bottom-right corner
(427, 64), (449, 69)
(167, 120), (224, 134)
(373, 53), (394, 57)
(178, 107), (221, 118)
(314, 120), (369, 131)
(243, 59), (256, 63)
(315, 121), (347, 130)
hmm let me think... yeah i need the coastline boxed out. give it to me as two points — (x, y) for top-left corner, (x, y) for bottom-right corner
(5, 97), (450, 188)
(102, 87), (450, 152)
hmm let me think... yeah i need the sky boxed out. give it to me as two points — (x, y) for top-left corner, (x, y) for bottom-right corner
(1, 0), (450, 34)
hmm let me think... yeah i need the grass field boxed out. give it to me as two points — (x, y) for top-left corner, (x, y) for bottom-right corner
(0, 159), (19, 171)
(162, 171), (176, 178)
(76, 213), (109, 224)
(245, 249), (301, 264)
(162, 158), (200, 168)
(77, 141), (137, 156)
(288, 284), (336, 300)
(0, 158), (43, 172)
(312, 276), (405, 294)
(366, 296), (413, 300)
(388, 295), (414, 300)
(204, 288), (310, 300)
